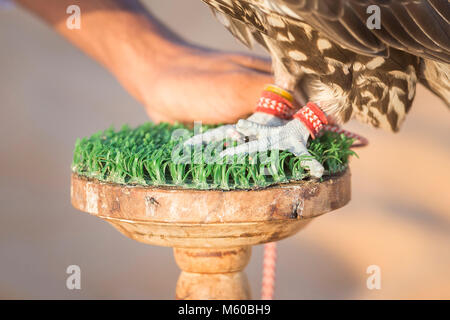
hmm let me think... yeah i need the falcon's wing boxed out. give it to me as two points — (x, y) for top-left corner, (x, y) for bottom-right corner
(272, 0), (450, 63)
(204, 0), (450, 63)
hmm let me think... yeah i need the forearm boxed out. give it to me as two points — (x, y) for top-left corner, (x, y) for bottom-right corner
(15, 0), (186, 86)
(14, 0), (273, 124)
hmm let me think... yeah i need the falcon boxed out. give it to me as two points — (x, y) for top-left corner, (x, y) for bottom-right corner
(186, 0), (450, 178)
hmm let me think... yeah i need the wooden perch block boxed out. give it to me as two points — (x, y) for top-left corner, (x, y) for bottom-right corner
(71, 169), (351, 299)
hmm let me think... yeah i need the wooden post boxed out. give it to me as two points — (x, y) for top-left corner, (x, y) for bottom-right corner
(174, 247), (251, 300)
(71, 169), (351, 299)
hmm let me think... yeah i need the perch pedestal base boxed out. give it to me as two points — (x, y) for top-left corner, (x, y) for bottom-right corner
(174, 247), (251, 300)
(71, 169), (351, 299)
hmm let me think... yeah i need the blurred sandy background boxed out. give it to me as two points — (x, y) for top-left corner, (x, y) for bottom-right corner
(0, 0), (449, 299)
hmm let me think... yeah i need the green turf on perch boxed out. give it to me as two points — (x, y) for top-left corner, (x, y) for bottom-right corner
(72, 122), (356, 190)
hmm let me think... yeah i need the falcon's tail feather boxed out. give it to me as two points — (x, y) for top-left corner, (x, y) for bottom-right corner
(419, 59), (450, 108)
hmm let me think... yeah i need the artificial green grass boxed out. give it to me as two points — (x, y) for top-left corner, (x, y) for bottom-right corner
(72, 122), (356, 190)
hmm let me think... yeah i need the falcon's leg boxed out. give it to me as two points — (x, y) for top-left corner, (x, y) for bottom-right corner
(272, 57), (308, 109)
(272, 58), (296, 93)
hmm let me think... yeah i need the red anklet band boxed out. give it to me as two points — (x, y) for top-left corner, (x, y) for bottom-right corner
(293, 102), (328, 138)
(255, 86), (296, 120)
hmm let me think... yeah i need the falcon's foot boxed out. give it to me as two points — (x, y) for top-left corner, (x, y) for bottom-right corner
(220, 117), (324, 178)
(184, 114), (324, 179)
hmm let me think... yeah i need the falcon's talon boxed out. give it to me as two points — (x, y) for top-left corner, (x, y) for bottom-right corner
(300, 158), (324, 179)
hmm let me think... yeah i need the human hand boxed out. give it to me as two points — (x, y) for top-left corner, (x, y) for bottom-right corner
(122, 45), (273, 124)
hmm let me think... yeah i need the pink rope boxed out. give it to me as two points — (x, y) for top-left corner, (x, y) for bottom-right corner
(260, 125), (368, 300)
(261, 242), (277, 300)
(321, 124), (369, 148)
